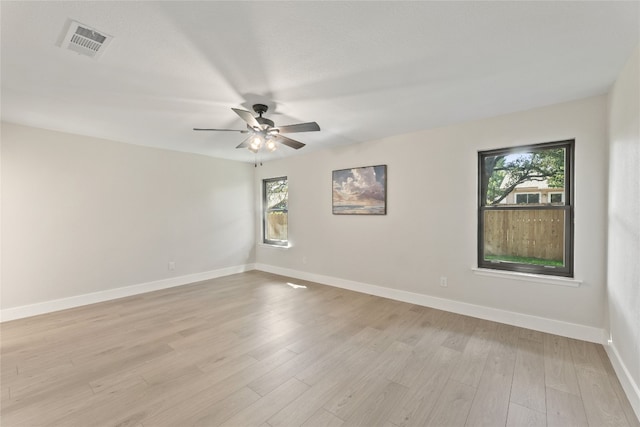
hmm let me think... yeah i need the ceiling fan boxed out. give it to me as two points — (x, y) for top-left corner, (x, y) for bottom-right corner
(194, 104), (320, 153)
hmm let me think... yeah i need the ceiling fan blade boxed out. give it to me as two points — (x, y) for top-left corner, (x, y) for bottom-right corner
(235, 135), (253, 149)
(275, 135), (306, 150)
(193, 128), (249, 133)
(231, 108), (261, 129)
(276, 122), (320, 134)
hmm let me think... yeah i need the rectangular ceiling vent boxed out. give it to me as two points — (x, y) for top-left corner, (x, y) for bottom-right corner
(61, 20), (112, 59)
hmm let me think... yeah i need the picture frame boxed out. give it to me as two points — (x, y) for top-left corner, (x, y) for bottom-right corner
(332, 165), (387, 215)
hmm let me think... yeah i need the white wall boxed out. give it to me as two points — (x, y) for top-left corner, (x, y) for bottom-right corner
(1, 122), (255, 314)
(256, 95), (608, 338)
(607, 45), (640, 416)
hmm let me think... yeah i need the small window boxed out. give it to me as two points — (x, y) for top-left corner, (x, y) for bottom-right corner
(515, 193), (540, 204)
(263, 177), (288, 246)
(478, 140), (574, 277)
(549, 192), (564, 203)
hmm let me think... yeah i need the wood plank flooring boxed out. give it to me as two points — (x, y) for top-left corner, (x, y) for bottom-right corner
(1, 271), (638, 426)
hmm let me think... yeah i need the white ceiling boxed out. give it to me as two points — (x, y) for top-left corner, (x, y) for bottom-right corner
(1, 1), (638, 163)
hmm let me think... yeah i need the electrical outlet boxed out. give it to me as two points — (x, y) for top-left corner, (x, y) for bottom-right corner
(440, 276), (448, 287)
(302, 256), (308, 264)
(168, 261), (175, 271)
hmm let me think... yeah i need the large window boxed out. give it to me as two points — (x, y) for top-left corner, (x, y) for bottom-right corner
(478, 140), (574, 277)
(263, 177), (288, 246)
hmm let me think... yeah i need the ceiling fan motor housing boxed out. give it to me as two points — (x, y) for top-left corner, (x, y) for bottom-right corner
(252, 104), (269, 115)
(252, 104), (274, 128)
(256, 117), (274, 128)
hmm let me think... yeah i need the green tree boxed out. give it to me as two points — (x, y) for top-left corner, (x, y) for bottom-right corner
(266, 179), (288, 209)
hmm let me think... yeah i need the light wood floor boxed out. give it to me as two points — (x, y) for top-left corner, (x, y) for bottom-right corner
(1, 271), (638, 427)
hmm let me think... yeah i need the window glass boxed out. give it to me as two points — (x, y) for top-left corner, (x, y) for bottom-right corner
(515, 193), (540, 204)
(263, 177), (288, 245)
(482, 209), (566, 267)
(483, 147), (566, 206)
(550, 193), (563, 203)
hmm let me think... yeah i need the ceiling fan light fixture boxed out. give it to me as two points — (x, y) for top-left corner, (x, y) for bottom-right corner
(266, 139), (277, 152)
(250, 135), (263, 150)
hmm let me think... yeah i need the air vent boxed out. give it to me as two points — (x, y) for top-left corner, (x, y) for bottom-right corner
(61, 20), (112, 59)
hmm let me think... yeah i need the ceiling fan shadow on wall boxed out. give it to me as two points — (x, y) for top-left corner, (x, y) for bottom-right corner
(194, 104), (320, 156)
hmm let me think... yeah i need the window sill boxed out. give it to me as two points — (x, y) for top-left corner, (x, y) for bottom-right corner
(471, 267), (581, 287)
(258, 243), (291, 249)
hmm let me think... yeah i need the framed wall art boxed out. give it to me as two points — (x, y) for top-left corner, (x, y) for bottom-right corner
(332, 165), (387, 215)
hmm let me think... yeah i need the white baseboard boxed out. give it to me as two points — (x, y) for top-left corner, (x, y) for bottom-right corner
(5, 262), (605, 344)
(254, 263), (605, 344)
(0, 264), (255, 322)
(605, 342), (640, 422)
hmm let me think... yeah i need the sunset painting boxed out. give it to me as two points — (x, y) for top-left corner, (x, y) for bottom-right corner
(332, 165), (387, 215)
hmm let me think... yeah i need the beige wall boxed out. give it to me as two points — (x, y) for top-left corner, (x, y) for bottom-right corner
(256, 95), (608, 330)
(1, 123), (255, 310)
(607, 45), (640, 411)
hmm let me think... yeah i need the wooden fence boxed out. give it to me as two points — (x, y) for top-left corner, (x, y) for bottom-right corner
(266, 212), (288, 241)
(483, 209), (564, 262)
